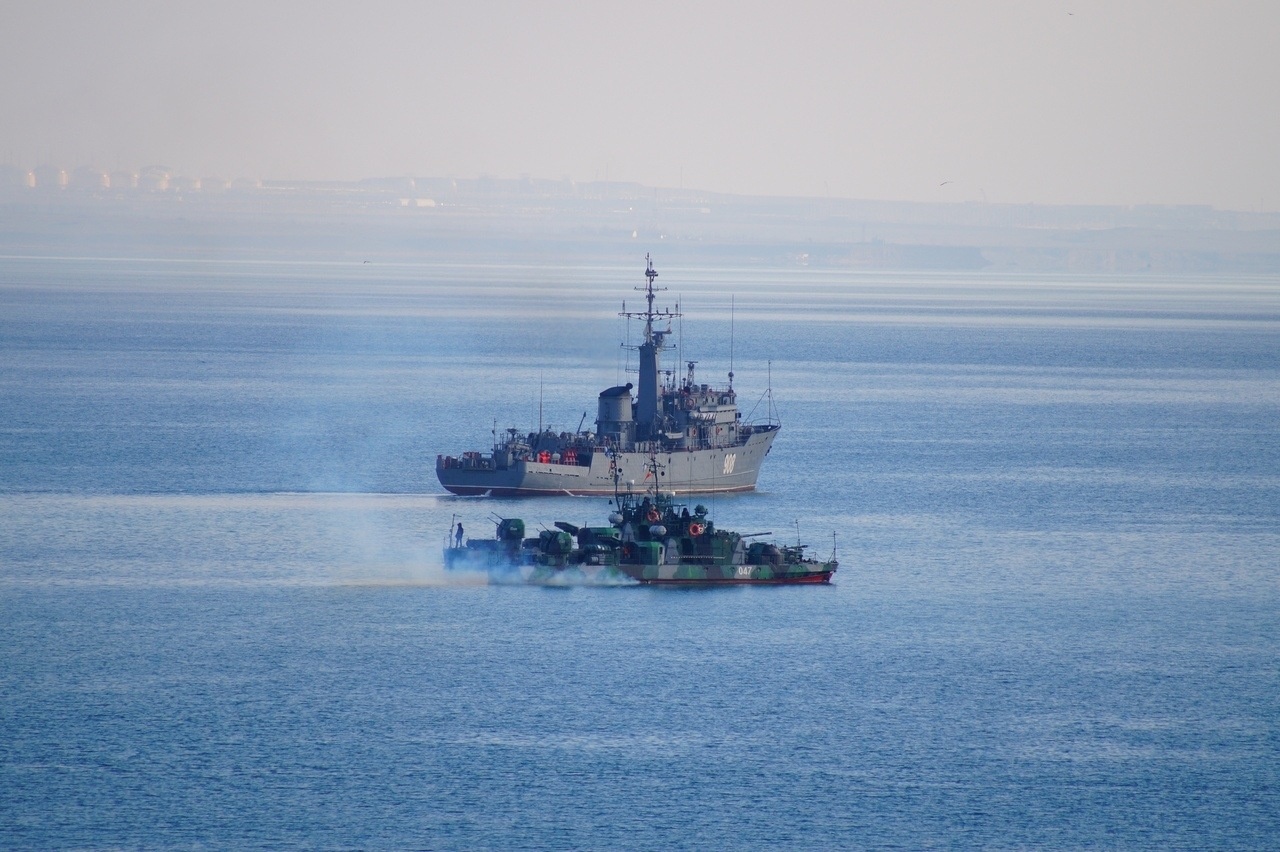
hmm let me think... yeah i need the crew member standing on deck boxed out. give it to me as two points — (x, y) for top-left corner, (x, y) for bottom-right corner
(455, 523), (464, 547)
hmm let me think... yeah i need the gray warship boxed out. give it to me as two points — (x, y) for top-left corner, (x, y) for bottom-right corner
(436, 256), (780, 496)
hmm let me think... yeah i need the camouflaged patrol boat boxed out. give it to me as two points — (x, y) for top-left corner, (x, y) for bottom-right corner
(443, 468), (837, 586)
(436, 256), (780, 496)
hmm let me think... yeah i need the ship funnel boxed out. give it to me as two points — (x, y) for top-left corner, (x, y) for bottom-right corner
(596, 383), (635, 445)
(597, 383), (634, 423)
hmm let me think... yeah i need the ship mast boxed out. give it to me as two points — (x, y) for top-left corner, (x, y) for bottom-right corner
(620, 254), (680, 441)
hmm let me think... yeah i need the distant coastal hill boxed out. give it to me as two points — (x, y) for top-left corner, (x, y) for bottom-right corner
(2, 172), (1278, 273)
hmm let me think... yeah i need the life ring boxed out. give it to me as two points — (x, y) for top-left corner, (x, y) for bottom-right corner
(646, 509), (660, 523)
(688, 522), (705, 537)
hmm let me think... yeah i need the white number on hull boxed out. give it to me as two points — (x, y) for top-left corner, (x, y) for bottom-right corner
(723, 453), (737, 475)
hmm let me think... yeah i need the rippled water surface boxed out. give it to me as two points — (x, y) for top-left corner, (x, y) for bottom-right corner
(2, 256), (1278, 848)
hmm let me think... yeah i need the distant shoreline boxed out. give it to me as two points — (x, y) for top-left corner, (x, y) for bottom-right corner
(3, 176), (1278, 274)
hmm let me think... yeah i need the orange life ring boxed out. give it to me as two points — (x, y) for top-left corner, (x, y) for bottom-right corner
(646, 509), (660, 523)
(688, 522), (705, 536)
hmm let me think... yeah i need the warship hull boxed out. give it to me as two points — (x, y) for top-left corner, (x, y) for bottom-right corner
(632, 570), (835, 586)
(438, 424), (778, 496)
(443, 554), (833, 586)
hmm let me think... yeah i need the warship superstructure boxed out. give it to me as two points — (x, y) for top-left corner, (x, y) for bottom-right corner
(436, 256), (780, 496)
(444, 481), (837, 586)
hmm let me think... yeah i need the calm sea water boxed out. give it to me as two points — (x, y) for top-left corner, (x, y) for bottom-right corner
(2, 255), (1279, 848)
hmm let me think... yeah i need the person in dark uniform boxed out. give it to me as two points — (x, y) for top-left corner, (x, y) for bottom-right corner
(455, 523), (464, 547)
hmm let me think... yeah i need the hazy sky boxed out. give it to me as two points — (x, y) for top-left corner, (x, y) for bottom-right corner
(3, 0), (1278, 209)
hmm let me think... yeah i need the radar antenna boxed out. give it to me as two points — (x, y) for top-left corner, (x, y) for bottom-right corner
(620, 254), (680, 336)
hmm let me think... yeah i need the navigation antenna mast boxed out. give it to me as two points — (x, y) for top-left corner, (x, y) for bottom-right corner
(620, 254), (680, 439)
(729, 294), (735, 389)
